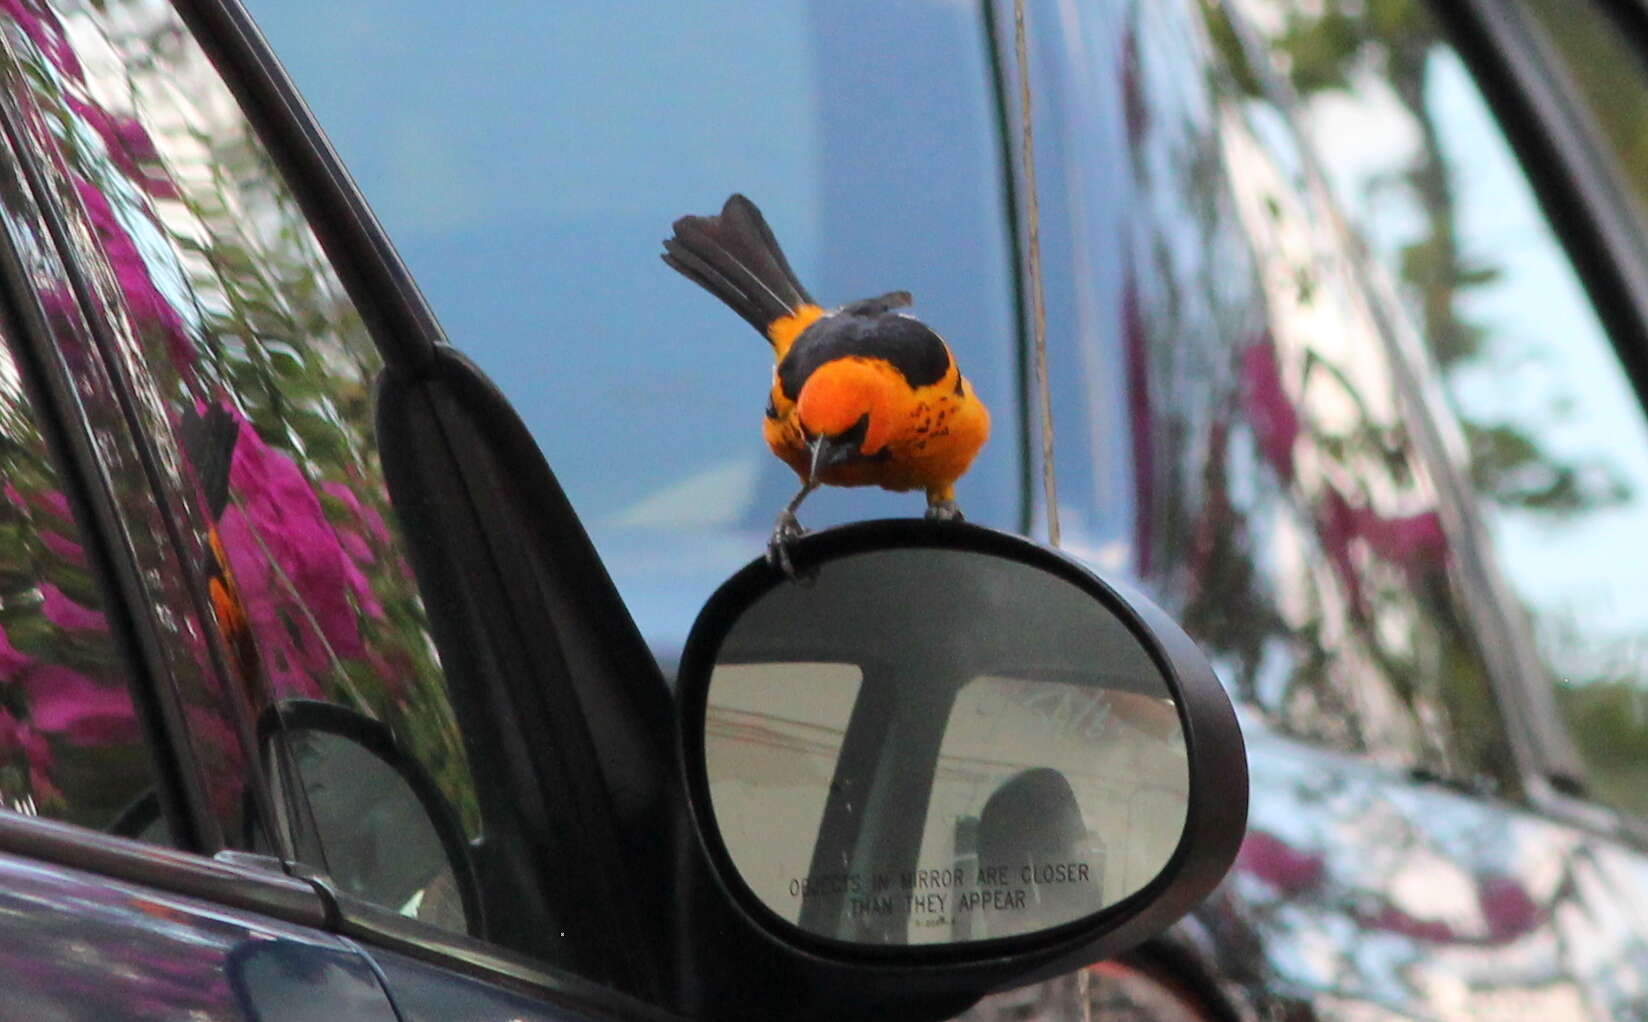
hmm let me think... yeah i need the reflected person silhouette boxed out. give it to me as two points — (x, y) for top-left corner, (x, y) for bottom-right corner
(977, 768), (1105, 937)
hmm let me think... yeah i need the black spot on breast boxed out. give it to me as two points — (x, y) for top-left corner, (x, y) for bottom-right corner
(830, 413), (892, 462)
(764, 394), (778, 420)
(777, 313), (951, 399)
(954, 376), (965, 397)
(836, 412), (870, 449)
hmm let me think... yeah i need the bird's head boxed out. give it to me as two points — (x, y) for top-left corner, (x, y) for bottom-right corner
(795, 358), (896, 480)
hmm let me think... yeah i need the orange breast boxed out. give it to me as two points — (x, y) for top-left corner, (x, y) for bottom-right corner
(762, 359), (989, 499)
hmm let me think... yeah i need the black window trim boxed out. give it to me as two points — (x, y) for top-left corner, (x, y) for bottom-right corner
(0, 40), (215, 855)
(0, 20), (293, 861)
(167, 0), (687, 1005)
(170, 0), (442, 378)
(0, 34), (341, 939)
(334, 897), (690, 1022)
(0, 810), (326, 926)
(1439, 0), (1648, 410)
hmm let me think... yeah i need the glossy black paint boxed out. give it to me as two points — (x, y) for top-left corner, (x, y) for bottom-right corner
(0, 0), (1644, 1016)
(992, 0), (1648, 1017)
(673, 520), (1246, 1012)
(0, 842), (390, 1019)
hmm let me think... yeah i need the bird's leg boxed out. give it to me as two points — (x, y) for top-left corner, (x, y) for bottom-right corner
(925, 486), (964, 522)
(768, 481), (818, 577)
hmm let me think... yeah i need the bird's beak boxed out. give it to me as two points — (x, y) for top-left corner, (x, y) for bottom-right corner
(808, 432), (860, 483)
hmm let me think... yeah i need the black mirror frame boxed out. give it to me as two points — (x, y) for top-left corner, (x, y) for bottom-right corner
(257, 699), (486, 939)
(675, 519), (1247, 985)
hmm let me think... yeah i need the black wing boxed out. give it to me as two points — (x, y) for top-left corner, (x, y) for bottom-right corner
(776, 312), (951, 400)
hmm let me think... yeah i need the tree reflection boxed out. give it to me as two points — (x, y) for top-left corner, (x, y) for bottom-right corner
(1269, 0), (1629, 516)
(0, 0), (480, 842)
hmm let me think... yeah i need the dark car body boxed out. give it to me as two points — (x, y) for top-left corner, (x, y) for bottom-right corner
(0, 0), (1645, 1018)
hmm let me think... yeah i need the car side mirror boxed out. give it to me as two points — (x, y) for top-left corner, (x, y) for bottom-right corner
(259, 700), (484, 938)
(675, 521), (1245, 1011)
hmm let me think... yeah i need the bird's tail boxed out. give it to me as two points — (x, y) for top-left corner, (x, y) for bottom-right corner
(663, 194), (820, 349)
(180, 400), (240, 521)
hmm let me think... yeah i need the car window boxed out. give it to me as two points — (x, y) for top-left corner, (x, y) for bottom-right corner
(238, 0), (1022, 658)
(0, 310), (164, 838)
(0, 0), (617, 968)
(1255, 0), (1648, 815)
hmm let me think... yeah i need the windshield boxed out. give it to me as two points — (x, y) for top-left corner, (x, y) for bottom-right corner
(242, 0), (1022, 654)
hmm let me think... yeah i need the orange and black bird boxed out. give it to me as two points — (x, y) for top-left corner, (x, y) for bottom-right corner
(662, 194), (989, 567)
(180, 402), (261, 695)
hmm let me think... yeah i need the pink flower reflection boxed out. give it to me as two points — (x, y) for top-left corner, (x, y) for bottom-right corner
(0, 623), (32, 676)
(1354, 507), (1446, 573)
(0, 708), (56, 801)
(1357, 902), (1457, 943)
(210, 404), (384, 698)
(20, 664), (136, 744)
(1239, 340), (1299, 483)
(1236, 830), (1325, 895)
(184, 705), (243, 821)
(0, 620), (135, 746)
(72, 177), (195, 370)
(0, 0), (82, 81)
(1477, 872), (1542, 943)
(65, 96), (179, 199)
(39, 583), (107, 632)
(39, 530), (85, 565)
(320, 482), (377, 567)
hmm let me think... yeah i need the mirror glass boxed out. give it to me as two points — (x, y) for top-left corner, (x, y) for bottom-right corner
(271, 727), (470, 934)
(702, 548), (1189, 946)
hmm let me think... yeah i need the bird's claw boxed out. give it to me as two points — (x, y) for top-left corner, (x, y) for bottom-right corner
(767, 510), (807, 579)
(925, 500), (965, 522)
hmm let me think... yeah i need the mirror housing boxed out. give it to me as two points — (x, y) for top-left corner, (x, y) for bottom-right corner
(675, 521), (1246, 1017)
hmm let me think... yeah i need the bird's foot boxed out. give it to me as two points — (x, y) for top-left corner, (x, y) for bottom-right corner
(767, 510), (808, 579)
(925, 500), (965, 522)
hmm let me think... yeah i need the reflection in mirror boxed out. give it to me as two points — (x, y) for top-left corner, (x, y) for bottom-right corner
(703, 549), (1188, 946)
(270, 725), (470, 934)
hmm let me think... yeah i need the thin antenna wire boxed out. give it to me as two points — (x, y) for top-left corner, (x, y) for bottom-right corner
(1014, 0), (1060, 547)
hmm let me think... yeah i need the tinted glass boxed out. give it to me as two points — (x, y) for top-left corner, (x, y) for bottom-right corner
(0, 321), (160, 834)
(0, 0), (557, 946)
(0, 6), (263, 845)
(703, 548), (1187, 945)
(241, 0), (1021, 655)
(1257, 0), (1648, 815)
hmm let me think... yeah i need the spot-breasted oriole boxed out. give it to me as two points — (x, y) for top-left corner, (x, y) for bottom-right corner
(180, 402), (261, 696)
(662, 195), (990, 567)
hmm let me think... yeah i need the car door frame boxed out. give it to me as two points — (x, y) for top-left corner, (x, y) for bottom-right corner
(0, 1), (692, 1017)
(157, 0), (692, 1012)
